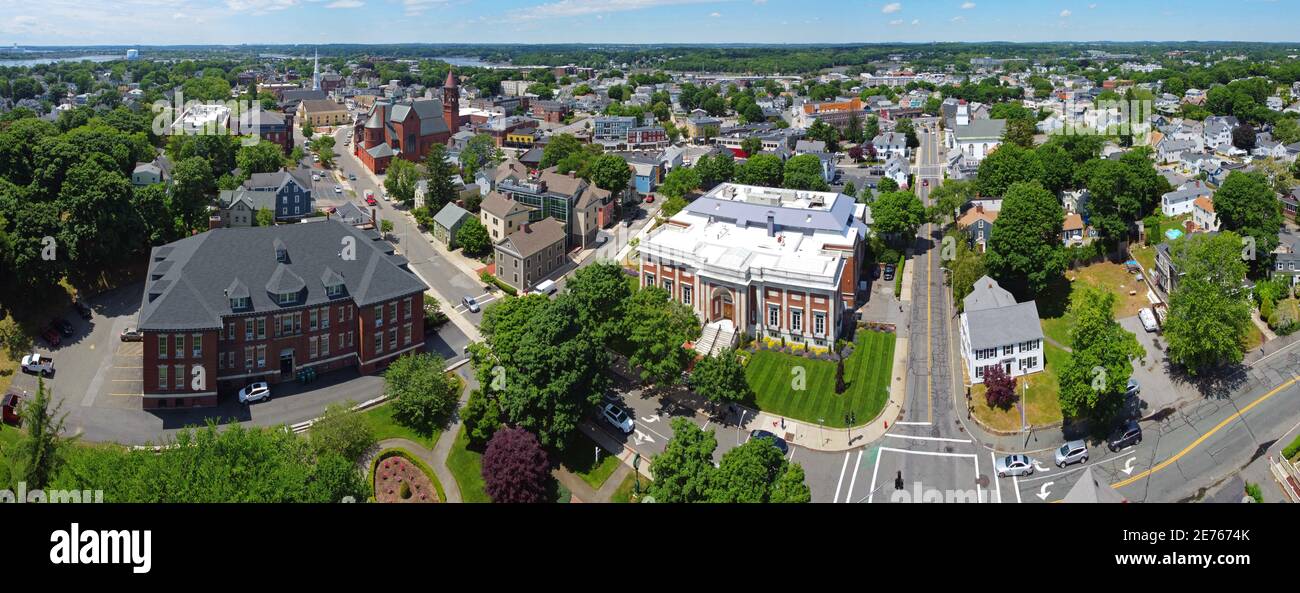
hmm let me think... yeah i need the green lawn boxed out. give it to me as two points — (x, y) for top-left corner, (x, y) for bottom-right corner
(0, 424), (20, 448)
(357, 403), (439, 450)
(446, 426), (490, 503)
(745, 330), (895, 428)
(1040, 262), (1152, 347)
(970, 342), (1066, 431)
(555, 432), (622, 490)
(610, 472), (650, 503)
(1130, 244), (1156, 276)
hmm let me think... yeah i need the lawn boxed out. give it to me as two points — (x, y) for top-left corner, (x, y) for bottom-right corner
(445, 426), (490, 503)
(610, 472), (650, 503)
(0, 424), (20, 448)
(744, 330), (895, 428)
(970, 343), (1067, 431)
(555, 432), (622, 490)
(1040, 262), (1152, 347)
(1244, 323), (1265, 352)
(357, 403), (440, 450)
(1130, 244), (1156, 276)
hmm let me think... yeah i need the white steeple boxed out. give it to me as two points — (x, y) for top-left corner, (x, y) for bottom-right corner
(312, 48), (320, 91)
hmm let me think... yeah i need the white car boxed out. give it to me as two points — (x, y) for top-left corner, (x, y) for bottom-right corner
(1138, 307), (1158, 332)
(994, 454), (1035, 478)
(20, 353), (54, 376)
(237, 382), (271, 404)
(601, 403), (634, 434)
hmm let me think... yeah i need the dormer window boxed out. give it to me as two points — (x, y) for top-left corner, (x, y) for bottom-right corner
(277, 292), (296, 305)
(327, 284), (343, 298)
(230, 296), (250, 309)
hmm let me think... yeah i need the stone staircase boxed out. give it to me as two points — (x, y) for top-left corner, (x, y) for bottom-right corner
(696, 320), (738, 357)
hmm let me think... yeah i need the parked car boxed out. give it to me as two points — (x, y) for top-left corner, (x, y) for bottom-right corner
(601, 403), (634, 434)
(1107, 420), (1143, 452)
(72, 299), (92, 320)
(237, 382), (271, 405)
(461, 296), (480, 313)
(41, 327), (61, 347)
(1138, 307), (1158, 332)
(749, 429), (789, 455)
(366, 195), (378, 206)
(348, 173), (357, 181)
(995, 454), (1035, 478)
(20, 353), (54, 376)
(530, 279), (558, 297)
(51, 317), (74, 337)
(644, 194), (654, 203)
(1125, 377), (1140, 397)
(883, 264), (896, 281)
(1054, 440), (1089, 468)
(120, 327), (144, 342)
(334, 185), (343, 195)
(312, 173), (321, 182)
(922, 179), (930, 187)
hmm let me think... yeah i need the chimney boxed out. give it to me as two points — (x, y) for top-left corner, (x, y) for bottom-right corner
(371, 207), (377, 227)
(975, 203), (984, 214)
(766, 213), (776, 237)
(208, 215), (223, 230)
(522, 222), (531, 233)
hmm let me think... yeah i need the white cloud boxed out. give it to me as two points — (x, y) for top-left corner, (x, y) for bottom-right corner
(0, 15), (39, 35)
(951, 15), (964, 22)
(961, 1), (975, 8)
(401, 0), (449, 16)
(511, 0), (721, 21)
(889, 18), (903, 25)
(1089, 3), (1098, 8)
(326, 0), (363, 7)
(225, 0), (298, 12)
(911, 18), (920, 25)
(1060, 9), (1072, 17)
(710, 11), (720, 16)
(882, 2), (902, 14)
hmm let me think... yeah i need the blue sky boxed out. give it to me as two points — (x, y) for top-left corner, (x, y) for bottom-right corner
(2, 0), (1298, 46)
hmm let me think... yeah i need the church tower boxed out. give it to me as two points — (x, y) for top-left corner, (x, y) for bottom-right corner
(312, 49), (320, 91)
(442, 69), (460, 133)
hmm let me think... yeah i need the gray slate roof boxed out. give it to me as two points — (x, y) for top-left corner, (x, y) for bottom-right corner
(683, 185), (862, 236)
(964, 275), (1017, 312)
(963, 275), (1044, 351)
(433, 202), (470, 229)
(498, 217), (565, 258)
(954, 118), (1007, 142)
(138, 219), (426, 331)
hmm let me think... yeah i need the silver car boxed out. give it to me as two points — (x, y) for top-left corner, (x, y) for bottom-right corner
(995, 454), (1035, 478)
(1054, 440), (1089, 468)
(601, 403), (634, 434)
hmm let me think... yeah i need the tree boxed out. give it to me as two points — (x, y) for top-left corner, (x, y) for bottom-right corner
(255, 208), (275, 227)
(384, 352), (460, 436)
(1035, 143), (1074, 195)
(691, 348), (751, 405)
(895, 117), (919, 149)
(985, 182), (1066, 296)
(928, 179), (975, 224)
(877, 177), (899, 193)
(236, 141), (286, 176)
(471, 296), (608, 449)
(781, 154), (829, 191)
(1077, 149), (1164, 243)
(1164, 232), (1252, 375)
(1057, 286), (1144, 421)
(481, 427), (552, 503)
(947, 229), (987, 312)
(383, 158), (420, 207)
(769, 463), (813, 503)
(1273, 117), (1300, 145)
(301, 121), (314, 139)
(456, 216), (490, 256)
(975, 143), (1043, 197)
(459, 134), (500, 178)
(695, 152), (734, 188)
(308, 401), (377, 462)
(540, 134), (583, 169)
(170, 156), (217, 233)
(660, 167), (701, 201)
(871, 190), (926, 241)
(864, 115), (880, 142)
(310, 135), (335, 168)
(982, 365), (1018, 410)
(1232, 123), (1257, 151)
(422, 144), (459, 213)
(4, 379), (66, 489)
(708, 437), (810, 503)
(588, 154), (632, 195)
(734, 153), (784, 187)
(1213, 171), (1282, 276)
(806, 119), (840, 153)
(564, 261), (632, 348)
(460, 389), (502, 450)
(647, 418), (717, 503)
(625, 287), (698, 385)
(1002, 117), (1037, 149)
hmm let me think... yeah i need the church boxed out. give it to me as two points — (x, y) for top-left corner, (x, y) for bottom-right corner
(353, 70), (465, 174)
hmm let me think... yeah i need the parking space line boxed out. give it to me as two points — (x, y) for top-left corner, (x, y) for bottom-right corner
(833, 451), (851, 503)
(990, 452), (1002, 503)
(893, 421), (932, 426)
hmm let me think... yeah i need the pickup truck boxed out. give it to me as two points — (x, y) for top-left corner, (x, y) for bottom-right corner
(21, 353), (54, 376)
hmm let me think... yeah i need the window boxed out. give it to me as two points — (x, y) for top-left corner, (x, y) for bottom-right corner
(390, 302), (398, 324)
(327, 283), (343, 298)
(1019, 356), (1038, 370)
(663, 278), (673, 295)
(338, 305), (346, 323)
(768, 305), (780, 328)
(245, 320), (254, 341)
(813, 313), (826, 336)
(338, 334), (345, 350)
(375, 305), (384, 327)
(404, 324), (412, 346)
(257, 318), (266, 340)
(321, 336), (329, 357)
(230, 296), (249, 309)
(158, 365), (168, 390)
(374, 332), (384, 354)
(683, 285), (692, 306)
(1003, 345), (1014, 356)
(321, 307), (330, 330)
(310, 309), (318, 331)
(256, 345), (266, 369)
(174, 335), (185, 359)
(227, 322), (235, 341)
(245, 346), (254, 370)
(192, 334), (202, 358)
(158, 334), (169, 359)
(389, 328), (398, 350)
(405, 298), (413, 320)
(791, 309), (803, 332)
(644, 273), (655, 287)
(309, 337), (318, 359)
(348, 332), (354, 347)
(174, 364), (185, 391)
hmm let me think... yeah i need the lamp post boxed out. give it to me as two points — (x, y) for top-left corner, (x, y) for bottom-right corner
(845, 411), (857, 444)
(632, 453), (642, 499)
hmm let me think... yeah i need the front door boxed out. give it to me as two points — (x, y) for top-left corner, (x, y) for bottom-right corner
(1003, 361), (1012, 375)
(280, 352), (295, 377)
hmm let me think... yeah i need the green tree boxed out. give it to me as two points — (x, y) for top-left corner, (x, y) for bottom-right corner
(564, 261), (633, 348)
(456, 216), (491, 256)
(170, 156), (217, 233)
(4, 379), (66, 490)
(975, 143), (1043, 197)
(385, 352), (460, 436)
(236, 140), (286, 176)
(625, 286), (698, 385)
(660, 167), (701, 201)
(540, 134), (583, 169)
(459, 134), (500, 178)
(695, 152), (735, 188)
(734, 153), (784, 187)
(928, 179), (975, 224)
(985, 182), (1066, 296)
(308, 401), (377, 462)
(1002, 118), (1037, 149)
(588, 154), (632, 195)
(460, 389), (502, 449)
(872, 190), (926, 241)
(782, 154), (829, 191)
(1057, 286), (1145, 421)
(946, 229), (987, 312)
(690, 348), (751, 405)
(647, 418), (717, 503)
(1035, 143), (1075, 195)
(895, 117), (919, 149)
(383, 158), (420, 207)
(1213, 171), (1283, 276)
(1164, 232), (1252, 375)
(708, 437), (811, 503)
(255, 208), (275, 227)
(740, 137), (764, 157)
(422, 144), (459, 213)
(309, 135), (335, 168)
(877, 177), (899, 193)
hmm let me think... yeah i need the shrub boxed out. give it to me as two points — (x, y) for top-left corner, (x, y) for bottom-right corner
(1283, 433), (1300, 460)
(983, 365), (1019, 410)
(1245, 482), (1263, 503)
(893, 256), (906, 299)
(481, 427), (552, 503)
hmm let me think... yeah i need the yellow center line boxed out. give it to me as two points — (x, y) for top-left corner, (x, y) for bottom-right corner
(1112, 376), (1298, 489)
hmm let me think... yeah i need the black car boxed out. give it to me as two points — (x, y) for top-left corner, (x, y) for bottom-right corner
(72, 299), (92, 320)
(1107, 420), (1143, 452)
(50, 317), (74, 337)
(883, 264), (896, 281)
(749, 429), (789, 455)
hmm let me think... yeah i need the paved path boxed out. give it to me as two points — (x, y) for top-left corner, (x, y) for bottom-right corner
(555, 460), (634, 503)
(374, 437), (461, 503)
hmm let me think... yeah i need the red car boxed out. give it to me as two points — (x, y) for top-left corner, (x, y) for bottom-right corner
(365, 196), (378, 206)
(41, 327), (61, 347)
(644, 194), (654, 203)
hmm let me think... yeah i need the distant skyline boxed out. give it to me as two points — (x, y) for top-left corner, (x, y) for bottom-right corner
(2, 1), (1300, 46)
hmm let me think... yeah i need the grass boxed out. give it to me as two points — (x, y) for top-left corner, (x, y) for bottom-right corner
(446, 426), (490, 503)
(555, 432), (622, 490)
(1130, 244), (1156, 275)
(745, 330), (895, 428)
(1244, 322), (1265, 352)
(357, 403), (440, 450)
(970, 343), (1067, 431)
(0, 424), (20, 449)
(610, 472), (650, 503)
(1040, 261), (1153, 347)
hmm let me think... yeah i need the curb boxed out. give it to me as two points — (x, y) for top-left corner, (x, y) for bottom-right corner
(289, 357), (471, 434)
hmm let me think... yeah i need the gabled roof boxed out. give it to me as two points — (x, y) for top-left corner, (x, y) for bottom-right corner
(481, 191), (531, 219)
(433, 202), (470, 229)
(964, 275), (1017, 312)
(497, 217), (566, 259)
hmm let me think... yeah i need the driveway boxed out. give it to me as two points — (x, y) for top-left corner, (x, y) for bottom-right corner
(1118, 315), (1199, 415)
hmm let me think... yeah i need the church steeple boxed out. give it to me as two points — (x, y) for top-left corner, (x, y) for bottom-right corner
(312, 49), (320, 91)
(442, 68), (460, 133)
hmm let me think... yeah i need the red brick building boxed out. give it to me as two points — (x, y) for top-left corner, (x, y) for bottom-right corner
(354, 70), (465, 174)
(137, 220), (428, 409)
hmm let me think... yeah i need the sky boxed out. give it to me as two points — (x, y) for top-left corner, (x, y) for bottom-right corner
(1, 0), (1299, 46)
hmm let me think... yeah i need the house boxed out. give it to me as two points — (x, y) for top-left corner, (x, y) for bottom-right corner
(1062, 213), (1086, 246)
(1156, 137), (1198, 164)
(958, 276), (1045, 384)
(593, 116), (639, 142)
(494, 166), (612, 249)
(1154, 231), (1220, 295)
(950, 118), (1006, 166)
(1161, 181), (1212, 217)
(480, 191), (533, 243)
(625, 153), (664, 195)
(685, 115), (722, 142)
(638, 183), (869, 348)
(957, 201), (999, 252)
(1062, 189), (1090, 215)
(353, 71), (463, 174)
(136, 219), (428, 409)
(1273, 231), (1300, 288)
(1203, 115), (1238, 151)
(794, 139), (827, 155)
(229, 109), (293, 155)
(1192, 197), (1219, 232)
(493, 218), (568, 293)
(871, 132), (908, 160)
(884, 153), (909, 189)
(218, 189), (262, 227)
(532, 100), (569, 124)
(1282, 188), (1300, 222)
(131, 162), (165, 186)
(431, 203), (471, 250)
(1253, 139), (1290, 161)
(240, 168), (315, 221)
(296, 99), (350, 128)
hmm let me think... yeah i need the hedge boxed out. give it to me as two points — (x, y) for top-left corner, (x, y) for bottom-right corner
(369, 447), (446, 503)
(1283, 434), (1300, 461)
(893, 255), (905, 299)
(479, 271), (518, 296)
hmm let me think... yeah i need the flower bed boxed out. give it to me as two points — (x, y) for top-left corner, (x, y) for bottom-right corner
(371, 449), (440, 503)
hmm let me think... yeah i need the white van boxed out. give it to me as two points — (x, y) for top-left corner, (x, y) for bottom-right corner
(530, 279), (558, 297)
(1138, 307), (1158, 333)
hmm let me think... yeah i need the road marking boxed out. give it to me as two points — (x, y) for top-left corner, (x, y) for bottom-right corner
(883, 433), (971, 443)
(1032, 460), (1051, 473)
(990, 452), (1002, 503)
(1112, 376), (1298, 488)
(844, 449), (864, 503)
(1012, 474), (1022, 503)
(1036, 482), (1054, 500)
(632, 430), (655, 445)
(926, 223), (933, 424)
(834, 451), (852, 503)
(866, 448), (883, 503)
(1121, 457), (1137, 475)
(894, 421), (932, 426)
(1021, 452), (1136, 485)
